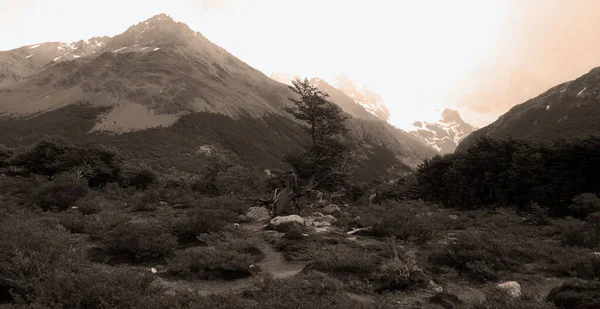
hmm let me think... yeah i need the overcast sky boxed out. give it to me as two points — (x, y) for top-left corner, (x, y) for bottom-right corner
(2, 0), (600, 129)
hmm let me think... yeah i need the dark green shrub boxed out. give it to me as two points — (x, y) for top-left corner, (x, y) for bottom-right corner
(546, 280), (600, 309)
(559, 217), (600, 249)
(98, 222), (177, 262)
(167, 227), (263, 280)
(569, 193), (600, 219)
(34, 175), (89, 211)
(309, 244), (381, 278)
(119, 163), (157, 190)
(0, 214), (82, 304)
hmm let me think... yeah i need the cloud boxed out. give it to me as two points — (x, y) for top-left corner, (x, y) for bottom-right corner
(453, 0), (600, 125)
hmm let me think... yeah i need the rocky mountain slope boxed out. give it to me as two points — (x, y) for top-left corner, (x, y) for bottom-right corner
(409, 109), (476, 153)
(0, 13), (435, 176)
(334, 76), (392, 123)
(458, 66), (600, 151)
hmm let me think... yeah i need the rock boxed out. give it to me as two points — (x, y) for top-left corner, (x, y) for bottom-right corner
(592, 252), (600, 257)
(150, 268), (157, 274)
(267, 215), (305, 231)
(322, 204), (341, 217)
(159, 201), (168, 206)
(246, 206), (271, 221)
(307, 214), (337, 228)
(497, 281), (521, 298)
(448, 215), (459, 220)
(236, 215), (249, 223)
(429, 280), (444, 293)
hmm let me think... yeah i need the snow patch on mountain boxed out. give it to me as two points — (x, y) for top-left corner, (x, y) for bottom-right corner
(409, 108), (476, 153)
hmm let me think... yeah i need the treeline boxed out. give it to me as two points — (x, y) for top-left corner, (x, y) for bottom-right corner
(416, 136), (600, 217)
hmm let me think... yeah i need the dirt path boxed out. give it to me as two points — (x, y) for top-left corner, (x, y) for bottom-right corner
(154, 222), (306, 296)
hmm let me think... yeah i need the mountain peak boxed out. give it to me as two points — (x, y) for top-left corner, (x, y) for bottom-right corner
(440, 108), (464, 124)
(410, 109), (475, 154)
(103, 13), (198, 51)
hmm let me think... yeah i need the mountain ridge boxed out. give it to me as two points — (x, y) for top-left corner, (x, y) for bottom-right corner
(458, 66), (600, 151)
(0, 13), (436, 177)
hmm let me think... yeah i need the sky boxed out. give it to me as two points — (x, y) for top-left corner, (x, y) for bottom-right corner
(2, 0), (600, 129)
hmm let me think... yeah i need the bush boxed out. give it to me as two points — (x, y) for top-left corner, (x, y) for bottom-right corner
(559, 217), (600, 249)
(171, 198), (240, 243)
(427, 231), (556, 282)
(34, 175), (89, 211)
(0, 214), (82, 304)
(0, 144), (13, 168)
(119, 163), (157, 190)
(167, 227), (263, 280)
(98, 221), (177, 262)
(25, 266), (163, 309)
(374, 247), (429, 292)
(563, 254), (600, 280)
(310, 244), (381, 278)
(569, 193), (600, 219)
(215, 165), (268, 200)
(355, 200), (445, 245)
(546, 280), (600, 309)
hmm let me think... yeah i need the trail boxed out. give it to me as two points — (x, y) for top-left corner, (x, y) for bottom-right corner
(153, 222), (306, 296)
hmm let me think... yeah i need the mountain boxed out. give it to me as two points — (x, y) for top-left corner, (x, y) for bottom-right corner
(334, 76), (392, 123)
(0, 37), (109, 87)
(0, 13), (435, 178)
(309, 78), (380, 122)
(458, 66), (600, 152)
(409, 109), (476, 153)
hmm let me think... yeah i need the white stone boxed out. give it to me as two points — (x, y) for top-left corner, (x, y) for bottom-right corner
(497, 281), (521, 298)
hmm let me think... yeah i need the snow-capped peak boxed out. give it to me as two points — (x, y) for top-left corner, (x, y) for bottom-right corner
(409, 108), (476, 153)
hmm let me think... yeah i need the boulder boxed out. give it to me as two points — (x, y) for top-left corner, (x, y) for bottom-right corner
(448, 215), (459, 220)
(307, 214), (337, 227)
(236, 215), (249, 223)
(322, 204), (341, 217)
(267, 215), (305, 231)
(497, 281), (521, 298)
(246, 206), (271, 221)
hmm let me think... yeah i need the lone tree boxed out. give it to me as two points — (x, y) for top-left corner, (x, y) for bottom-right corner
(267, 78), (355, 215)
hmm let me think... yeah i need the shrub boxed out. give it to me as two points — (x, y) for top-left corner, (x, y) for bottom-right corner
(167, 227), (263, 280)
(559, 217), (600, 249)
(34, 174), (89, 211)
(215, 165), (268, 200)
(546, 280), (600, 309)
(310, 244), (381, 278)
(171, 199), (239, 243)
(355, 200), (444, 245)
(374, 243), (429, 292)
(73, 193), (118, 215)
(98, 221), (177, 262)
(565, 254), (600, 280)
(428, 232), (517, 282)
(26, 266), (163, 309)
(0, 214), (82, 304)
(569, 193), (600, 219)
(0, 144), (13, 168)
(119, 163), (157, 190)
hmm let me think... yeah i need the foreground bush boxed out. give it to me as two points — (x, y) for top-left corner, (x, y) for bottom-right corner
(546, 280), (600, 309)
(170, 197), (242, 243)
(98, 221), (177, 263)
(310, 243), (381, 278)
(559, 216), (600, 249)
(167, 227), (263, 280)
(0, 214), (81, 304)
